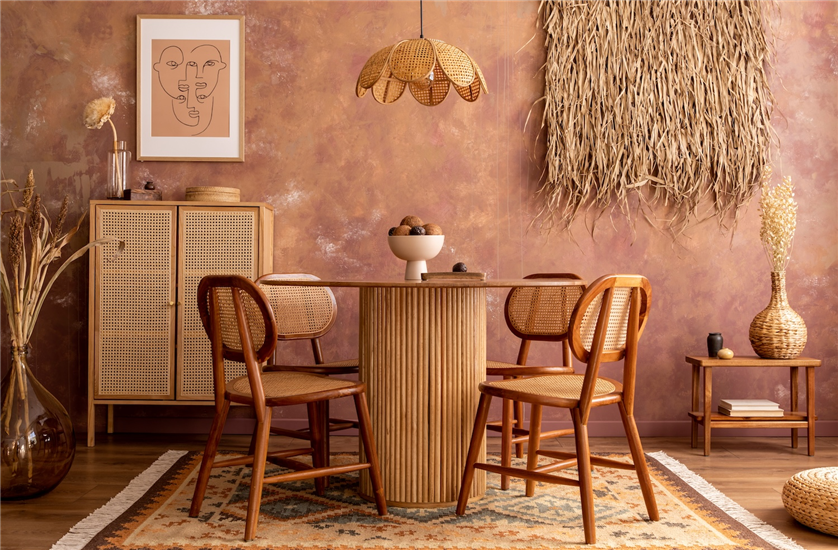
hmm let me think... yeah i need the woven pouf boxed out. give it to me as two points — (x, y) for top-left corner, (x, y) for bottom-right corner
(782, 468), (838, 536)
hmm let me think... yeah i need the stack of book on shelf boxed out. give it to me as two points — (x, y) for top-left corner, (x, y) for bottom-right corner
(718, 399), (784, 417)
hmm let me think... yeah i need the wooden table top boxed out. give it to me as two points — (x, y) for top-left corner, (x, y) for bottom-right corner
(685, 355), (822, 367)
(258, 277), (587, 289)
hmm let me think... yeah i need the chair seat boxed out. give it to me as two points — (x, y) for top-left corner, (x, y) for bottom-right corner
(482, 373), (621, 406)
(264, 358), (359, 375)
(228, 371), (360, 401)
(486, 359), (574, 377)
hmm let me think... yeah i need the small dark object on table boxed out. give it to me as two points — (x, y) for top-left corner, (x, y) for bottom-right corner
(453, 262), (468, 272)
(144, 181), (156, 190)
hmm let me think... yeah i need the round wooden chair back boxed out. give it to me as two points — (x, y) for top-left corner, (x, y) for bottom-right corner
(568, 275), (651, 418)
(256, 273), (338, 341)
(504, 273), (585, 342)
(198, 275), (277, 365)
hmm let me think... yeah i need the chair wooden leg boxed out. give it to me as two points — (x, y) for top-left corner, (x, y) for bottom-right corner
(190, 399), (230, 517)
(572, 408), (595, 545)
(354, 392), (387, 515)
(619, 401), (659, 521)
(525, 404), (542, 497)
(514, 400), (525, 458)
(320, 400), (331, 488)
(244, 407), (272, 542)
(457, 392), (492, 515)
(307, 402), (326, 496)
(501, 397), (513, 490)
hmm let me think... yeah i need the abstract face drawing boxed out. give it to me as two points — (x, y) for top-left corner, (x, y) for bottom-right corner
(152, 43), (228, 136)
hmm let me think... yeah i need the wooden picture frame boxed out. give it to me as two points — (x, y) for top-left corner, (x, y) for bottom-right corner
(136, 15), (244, 162)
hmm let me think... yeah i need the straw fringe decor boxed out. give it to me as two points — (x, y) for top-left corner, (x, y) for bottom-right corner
(536, 0), (775, 235)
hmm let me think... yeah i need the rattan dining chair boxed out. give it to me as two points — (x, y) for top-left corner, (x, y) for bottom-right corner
(189, 275), (386, 542)
(255, 273), (359, 465)
(457, 274), (659, 544)
(487, 273), (585, 490)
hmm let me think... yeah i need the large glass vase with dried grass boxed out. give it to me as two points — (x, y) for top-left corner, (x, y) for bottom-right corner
(748, 169), (807, 359)
(1, 171), (122, 499)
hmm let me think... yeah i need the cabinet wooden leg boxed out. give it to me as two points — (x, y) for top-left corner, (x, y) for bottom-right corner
(790, 366), (798, 449)
(107, 404), (114, 434)
(703, 367), (712, 456)
(87, 400), (96, 447)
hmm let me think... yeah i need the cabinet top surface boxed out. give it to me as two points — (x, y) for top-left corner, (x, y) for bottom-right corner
(90, 200), (273, 210)
(685, 355), (821, 367)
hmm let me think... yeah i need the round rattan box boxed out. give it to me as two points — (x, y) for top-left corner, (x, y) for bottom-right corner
(185, 186), (240, 202)
(782, 467), (838, 536)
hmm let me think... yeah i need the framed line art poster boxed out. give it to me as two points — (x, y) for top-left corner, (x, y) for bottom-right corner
(137, 15), (244, 162)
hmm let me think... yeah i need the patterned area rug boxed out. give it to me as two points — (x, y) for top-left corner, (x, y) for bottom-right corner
(51, 451), (804, 550)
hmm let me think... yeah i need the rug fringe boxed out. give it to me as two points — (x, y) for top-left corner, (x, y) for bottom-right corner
(49, 450), (188, 550)
(648, 451), (805, 550)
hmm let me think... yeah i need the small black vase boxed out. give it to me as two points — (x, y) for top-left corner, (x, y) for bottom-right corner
(707, 333), (723, 358)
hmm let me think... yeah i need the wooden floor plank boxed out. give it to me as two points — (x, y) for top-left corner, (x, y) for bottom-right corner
(1, 435), (835, 550)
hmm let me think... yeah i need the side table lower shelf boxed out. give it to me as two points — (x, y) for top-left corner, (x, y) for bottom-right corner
(689, 411), (816, 427)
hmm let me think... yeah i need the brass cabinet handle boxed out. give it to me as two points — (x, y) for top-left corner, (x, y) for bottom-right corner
(169, 301), (175, 306)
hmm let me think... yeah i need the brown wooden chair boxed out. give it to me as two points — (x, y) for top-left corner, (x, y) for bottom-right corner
(255, 273), (359, 463)
(486, 273), (585, 490)
(457, 274), (659, 544)
(189, 275), (386, 541)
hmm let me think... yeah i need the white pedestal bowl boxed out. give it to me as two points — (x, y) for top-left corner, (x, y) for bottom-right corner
(388, 235), (445, 280)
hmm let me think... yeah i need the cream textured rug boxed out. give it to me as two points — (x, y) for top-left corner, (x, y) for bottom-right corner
(51, 451), (804, 550)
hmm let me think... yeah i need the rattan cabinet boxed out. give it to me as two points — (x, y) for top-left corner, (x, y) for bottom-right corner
(87, 201), (273, 446)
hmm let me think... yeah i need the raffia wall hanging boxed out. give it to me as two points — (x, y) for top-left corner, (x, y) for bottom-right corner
(536, 0), (775, 235)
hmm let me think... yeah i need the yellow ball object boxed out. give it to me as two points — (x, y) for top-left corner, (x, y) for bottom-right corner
(717, 348), (734, 359)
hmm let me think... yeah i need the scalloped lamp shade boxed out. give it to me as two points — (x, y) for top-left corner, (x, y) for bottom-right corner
(356, 38), (488, 106)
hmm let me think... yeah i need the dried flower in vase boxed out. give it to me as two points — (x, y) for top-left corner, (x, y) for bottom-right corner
(84, 97), (125, 196)
(758, 167), (797, 272)
(1, 170), (124, 352)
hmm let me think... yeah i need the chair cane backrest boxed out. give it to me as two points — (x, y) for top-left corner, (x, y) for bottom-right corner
(568, 275), (651, 421)
(504, 273), (585, 342)
(256, 274), (338, 340)
(197, 275), (278, 406)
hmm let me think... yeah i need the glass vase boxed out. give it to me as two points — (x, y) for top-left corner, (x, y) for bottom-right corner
(107, 140), (130, 199)
(0, 348), (76, 499)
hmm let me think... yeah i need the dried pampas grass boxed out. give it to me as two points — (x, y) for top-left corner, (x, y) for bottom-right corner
(758, 167), (797, 272)
(536, 0), (775, 236)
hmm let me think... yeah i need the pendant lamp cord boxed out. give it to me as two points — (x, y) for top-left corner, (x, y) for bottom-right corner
(420, 0), (424, 38)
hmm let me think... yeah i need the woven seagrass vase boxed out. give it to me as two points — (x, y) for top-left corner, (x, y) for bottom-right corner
(749, 271), (807, 359)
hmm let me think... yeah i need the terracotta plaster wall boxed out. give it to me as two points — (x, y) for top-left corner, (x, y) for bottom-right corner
(1, 1), (836, 438)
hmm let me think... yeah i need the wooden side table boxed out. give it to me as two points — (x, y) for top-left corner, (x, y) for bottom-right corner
(686, 355), (821, 456)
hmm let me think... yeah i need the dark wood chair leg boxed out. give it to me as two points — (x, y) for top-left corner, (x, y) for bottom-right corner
(501, 397), (513, 490)
(307, 402), (326, 496)
(457, 392), (492, 515)
(525, 403), (542, 497)
(514, 400), (525, 458)
(572, 408), (595, 545)
(190, 399), (230, 517)
(619, 401), (659, 521)
(354, 392), (387, 515)
(244, 407), (272, 542)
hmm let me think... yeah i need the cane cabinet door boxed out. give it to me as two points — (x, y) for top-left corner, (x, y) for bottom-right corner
(92, 204), (177, 400)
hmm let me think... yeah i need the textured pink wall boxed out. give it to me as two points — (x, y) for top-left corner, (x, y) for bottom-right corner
(1, 1), (835, 437)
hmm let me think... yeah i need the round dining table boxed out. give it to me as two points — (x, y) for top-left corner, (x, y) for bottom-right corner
(259, 276), (586, 507)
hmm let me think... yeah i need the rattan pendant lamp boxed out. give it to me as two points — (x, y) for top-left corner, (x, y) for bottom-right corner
(356, 0), (488, 106)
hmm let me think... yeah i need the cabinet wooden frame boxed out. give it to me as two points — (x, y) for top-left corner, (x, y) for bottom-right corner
(87, 200), (273, 446)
